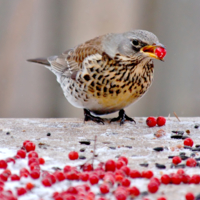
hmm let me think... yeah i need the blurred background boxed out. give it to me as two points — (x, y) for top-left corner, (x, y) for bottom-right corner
(0, 0), (200, 118)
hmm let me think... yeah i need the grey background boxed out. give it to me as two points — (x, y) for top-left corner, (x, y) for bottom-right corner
(0, 0), (199, 118)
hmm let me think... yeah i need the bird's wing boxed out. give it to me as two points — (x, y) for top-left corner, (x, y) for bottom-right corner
(48, 35), (104, 77)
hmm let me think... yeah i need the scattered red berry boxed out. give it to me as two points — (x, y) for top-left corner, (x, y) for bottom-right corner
(68, 151), (79, 160)
(0, 160), (7, 169)
(172, 156), (182, 165)
(171, 173), (181, 185)
(142, 170), (154, 179)
(105, 159), (116, 172)
(189, 174), (200, 184)
(28, 151), (38, 159)
(17, 187), (27, 196)
(16, 149), (26, 158)
(146, 117), (157, 127)
(42, 178), (52, 187)
(130, 170), (141, 178)
(156, 116), (166, 126)
(155, 47), (167, 60)
(161, 174), (170, 184)
(10, 174), (20, 181)
(100, 184), (109, 194)
(184, 138), (194, 147)
(121, 178), (131, 187)
(147, 180), (159, 193)
(89, 174), (99, 185)
(39, 157), (45, 165)
(128, 186), (140, 197)
(185, 192), (195, 200)
(157, 197), (167, 200)
(25, 142), (36, 152)
(118, 156), (128, 165)
(186, 158), (197, 167)
(26, 182), (34, 190)
(30, 170), (40, 179)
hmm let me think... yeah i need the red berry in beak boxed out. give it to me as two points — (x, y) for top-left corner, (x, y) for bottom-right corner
(155, 47), (167, 59)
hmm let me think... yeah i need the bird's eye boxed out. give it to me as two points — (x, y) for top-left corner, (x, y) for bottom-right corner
(132, 39), (139, 46)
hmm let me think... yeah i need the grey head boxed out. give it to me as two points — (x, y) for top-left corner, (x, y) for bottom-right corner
(102, 29), (164, 61)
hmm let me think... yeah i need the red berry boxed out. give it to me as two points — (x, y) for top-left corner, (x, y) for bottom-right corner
(26, 182), (34, 190)
(118, 156), (128, 165)
(146, 117), (157, 127)
(42, 178), (52, 187)
(17, 187), (27, 196)
(147, 181), (159, 193)
(185, 192), (195, 200)
(186, 158), (197, 167)
(172, 156), (182, 165)
(28, 157), (39, 166)
(89, 174), (99, 185)
(0, 160), (7, 169)
(105, 159), (116, 172)
(28, 151), (38, 159)
(0, 169), (11, 181)
(130, 170), (141, 178)
(25, 142), (36, 152)
(100, 183), (109, 194)
(161, 174), (170, 184)
(39, 157), (45, 165)
(171, 173), (181, 185)
(155, 47), (167, 60)
(177, 169), (185, 175)
(156, 116), (166, 126)
(182, 174), (191, 184)
(54, 171), (65, 181)
(151, 177), (161, 186)
(189, 174), (200, 184)
(116, 160), (125, 169)
(115, 187), (128, 200)
(142, 170), (154, 179)
(80, 172), (89, 182)
(23, 140), (31, 147)
(120, 166), (130, 176)
(128, 186), (140, 196)
(157, 197), (167, 200)
(63, 165), (72, 173)
(5, 157), (15, 164)
(122, 178), (131, 187)
(16, 149), (26, 158)
(10, 174), (20, 181)
(184, 138), (194, 147)
(115, 174), (124, 182)
(30, 170), (40, 179)
(20, 168), (29, 178)
(68, 151), (79, 160)
(82, 163), (93, 171)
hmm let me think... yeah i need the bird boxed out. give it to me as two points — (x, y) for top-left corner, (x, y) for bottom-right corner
(28, 30), (166, 125)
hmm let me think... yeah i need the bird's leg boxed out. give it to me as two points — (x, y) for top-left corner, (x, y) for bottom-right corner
(84, 109), (104, 125)
(110, 109), (136, 126)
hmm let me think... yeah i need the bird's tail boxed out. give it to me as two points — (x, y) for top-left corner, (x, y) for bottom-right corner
(27, 58), (50, 66)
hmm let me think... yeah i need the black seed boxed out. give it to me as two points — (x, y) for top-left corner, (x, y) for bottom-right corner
(172, 131), (184, 135)
(52, 167), (61, 170)
(47, 133), (51, 136)
(79, 140), (91, 145)
(83, 74), (91, 81)
(140, 191), (148, 196)
(168, 155), (175, 159)
(179, 152), (186, 156)
(194, 124), (200, 129)
(184, 145), (192, 150)
(175, 164), (186, 168)
(190, 153), (196, 157)
(195, 157), (200, 161)
(6, 132), (10, 135)
(125, 146), (132, 149)
(180, 155), (189, 160)
(79, 155), (86, 160)
(153, 147), (164, 152)
(155, 163), (166, 169)
(109, 146), (116, 150)
(196, 193), (200, 200)
(80, 148), (85, 152)
(171, 135), (183, 139)
(182, 135), (189, 139)
(192, 148), (200, 152)
(140, 163), (149, 167)
(196, 144), (200, 148)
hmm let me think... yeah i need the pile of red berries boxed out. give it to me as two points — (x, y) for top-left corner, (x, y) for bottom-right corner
(146, 116), (166, 127)
(0, 140), (198, 200)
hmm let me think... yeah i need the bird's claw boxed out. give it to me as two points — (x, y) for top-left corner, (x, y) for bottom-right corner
(84, 109), (104, 125)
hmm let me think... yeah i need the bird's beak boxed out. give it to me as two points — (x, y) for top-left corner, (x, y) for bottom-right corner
(140, 43), (166, 61)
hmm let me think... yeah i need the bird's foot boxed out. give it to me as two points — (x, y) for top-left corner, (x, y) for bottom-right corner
(84, 109), (104, 125)
(110, 109), (136, 126)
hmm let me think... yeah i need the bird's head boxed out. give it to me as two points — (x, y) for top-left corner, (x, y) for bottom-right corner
(103, 30), (166, 62)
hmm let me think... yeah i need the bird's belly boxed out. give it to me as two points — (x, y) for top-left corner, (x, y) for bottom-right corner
(87, 82), (151, 115)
